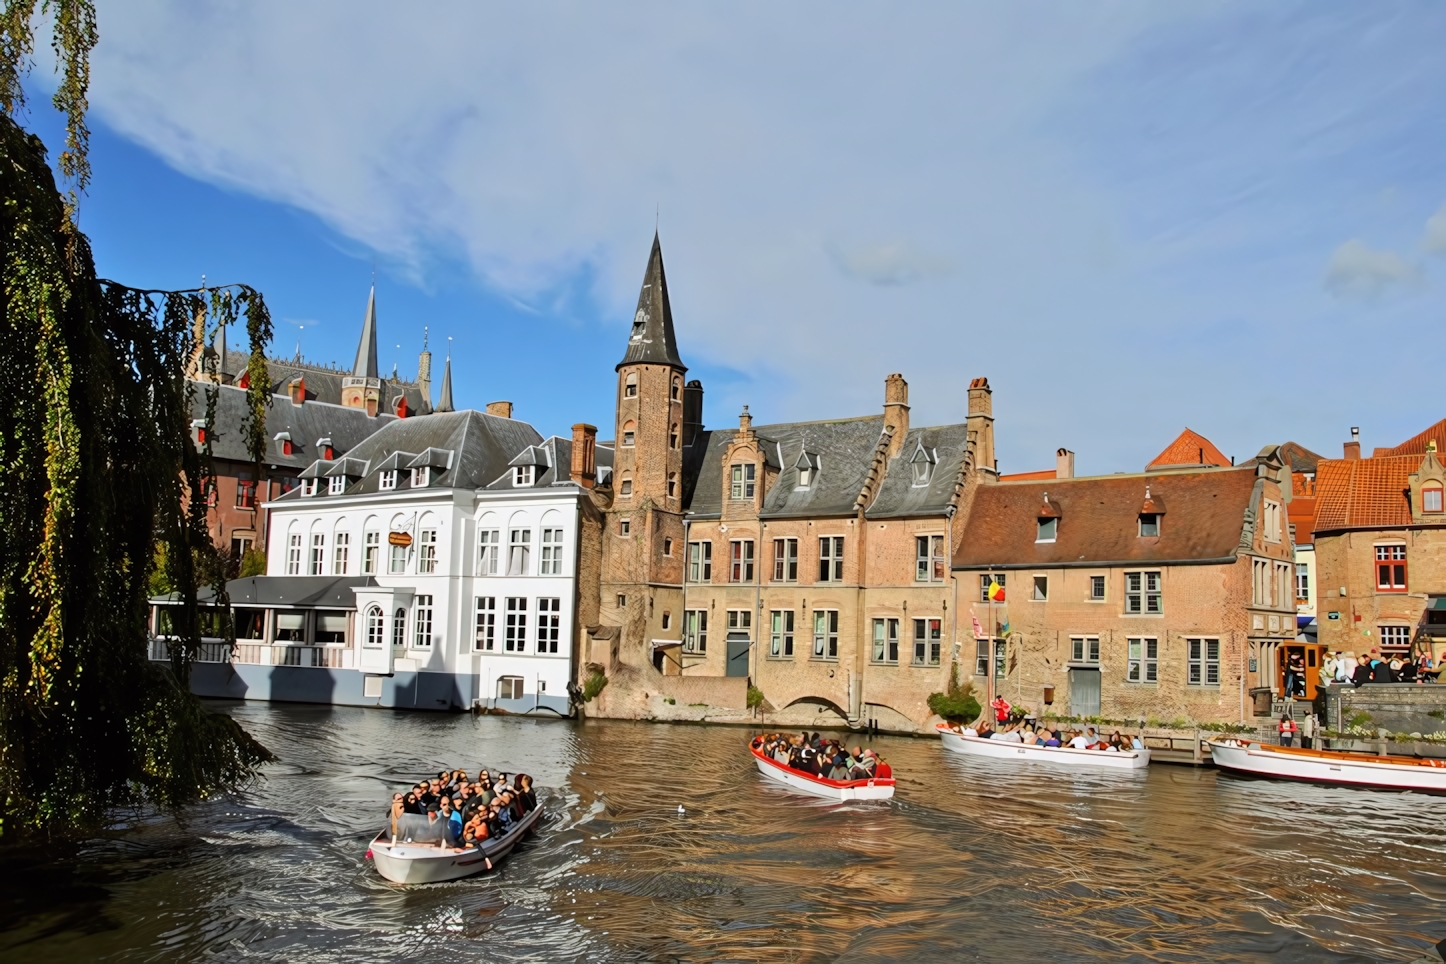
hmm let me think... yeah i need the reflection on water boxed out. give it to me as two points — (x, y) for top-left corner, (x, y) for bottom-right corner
(2, 702), (1445, 962)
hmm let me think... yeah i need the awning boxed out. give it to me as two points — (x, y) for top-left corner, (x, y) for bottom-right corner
(1427, 596), (1446, 611)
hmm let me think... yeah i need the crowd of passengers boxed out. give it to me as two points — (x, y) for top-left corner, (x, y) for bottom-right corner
(386, 768), (537, 851)
(945, 720), (1145, 751)
(755, 733), (894, 780)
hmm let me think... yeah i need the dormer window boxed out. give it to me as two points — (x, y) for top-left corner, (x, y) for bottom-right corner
(730, 463), (756, 500)
(910, 445), (936, 487)
(411, 467), (430, 488)
(1036, 517), (1057, 542)
(798, 467), (812, 487)
(274, 431), (293, 457)
(624, 372), (638, 398)
(1139, 513), (1159, 537)
(1425, 485), (1444, 513)
(302, 478), (319, 497)
(795, 451), (819, 489)
(328, 475), (345, 495)
(514, 465), (534, 486)
(317, 437), (334, 460)
(379, 470), (397, 491)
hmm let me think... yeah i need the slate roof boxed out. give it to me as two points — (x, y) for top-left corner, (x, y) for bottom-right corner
(1313, 456), (1418, 532)
(1146, 428), (1230, 470)
(867, 424), (973, 519)
(216, 346), (428, 416)
(1382, 418), (1446, 458)
(617, 232), (686, 372)
(353, 286), (379, 378)
(271, 409), (544, 501)
(194, 382), (396, 470)
(1279, 441), (1325, 475)
(953, 468), (1258, 569)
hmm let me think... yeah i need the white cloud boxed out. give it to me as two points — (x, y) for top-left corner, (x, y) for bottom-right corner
(1425, 202), (1446, 254)
(1324, 239), (1421, 300)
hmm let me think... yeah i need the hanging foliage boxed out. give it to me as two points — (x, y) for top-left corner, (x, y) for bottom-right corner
(0, 3), (273, 838)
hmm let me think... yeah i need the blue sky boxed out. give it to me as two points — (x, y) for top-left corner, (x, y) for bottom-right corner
(22, 1), (1446, 473)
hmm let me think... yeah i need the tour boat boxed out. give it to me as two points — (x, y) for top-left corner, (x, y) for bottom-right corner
(750, 743), (896, 802)
(367, 803), (544, 884)
(1208, 739), (1446, 793)
(935, 724), (1151, 770)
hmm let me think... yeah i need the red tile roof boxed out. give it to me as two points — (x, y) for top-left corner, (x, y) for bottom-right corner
(1383, 418), (1446, 457)
(1147, 428), (1230, 470)
(1312, 456), (1417, 532)
(954, 468), (1258, 568)
(998, 469), (1056, 481)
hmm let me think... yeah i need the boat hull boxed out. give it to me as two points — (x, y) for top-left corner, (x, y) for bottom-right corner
(370, 803), (544, 884)
(1209, 740), (1446, 793)
(751, 749), (895, 801)
(936, 725), (1150, 769)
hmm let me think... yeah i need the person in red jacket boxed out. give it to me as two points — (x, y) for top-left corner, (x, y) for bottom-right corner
(1278, 713), (1299, 747)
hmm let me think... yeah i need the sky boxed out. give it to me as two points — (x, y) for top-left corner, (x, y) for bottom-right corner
(20, 1), (1446, 474)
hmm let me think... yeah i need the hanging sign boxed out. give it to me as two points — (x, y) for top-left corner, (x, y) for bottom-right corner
(388, 531), (413, 547)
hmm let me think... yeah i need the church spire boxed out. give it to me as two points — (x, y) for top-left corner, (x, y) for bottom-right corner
(617, 231), (686, 372)
(352, 285), (379, 378)
(436, 350), (454, 413)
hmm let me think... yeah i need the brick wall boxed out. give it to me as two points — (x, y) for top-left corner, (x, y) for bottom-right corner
(1315, 527), (1446, 659)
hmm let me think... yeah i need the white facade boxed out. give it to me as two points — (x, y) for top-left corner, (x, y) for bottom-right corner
(264, 473), (583, 713)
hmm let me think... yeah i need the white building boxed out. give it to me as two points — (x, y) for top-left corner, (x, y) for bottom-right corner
(157, 396), (609, 714)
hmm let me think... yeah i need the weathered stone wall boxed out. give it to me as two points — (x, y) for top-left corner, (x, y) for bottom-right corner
(1325, 683), (1446, 736)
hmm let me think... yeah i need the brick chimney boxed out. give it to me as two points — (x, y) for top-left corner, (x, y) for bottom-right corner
(1056, 447), (1075, 479)
(571, 423), (597, 488)
(1344, 426), (1361, 461)
(967, 376), (996, 475)
(738, 405), (754, 439)
(883, 373), (909, 459)
(682, 379), (705, 447)
(486, 401), (513, 419)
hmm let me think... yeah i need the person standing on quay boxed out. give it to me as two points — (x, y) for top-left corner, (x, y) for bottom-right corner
(1301, 712), (1317, 750)
(1278, 713), (1299, 747)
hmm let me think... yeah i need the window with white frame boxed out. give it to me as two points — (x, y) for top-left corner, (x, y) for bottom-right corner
(1376, 544), (1407, 591)
(363, 605), (385, 649)
(916, 535), (945, 582)
(1089, 575), (1105, 601)
(537, 598), (560, 653)
(477, 528), (499, 575)
(1380, 625), (1411, 654)
(363, 531), (379, 574)
(730, 463), (756, 500)
(328, 475), (345, 495)
(540, 528), (563, 575)
(514, 465), (533, 486)
(309, 533), (325, 575)
(872, 617), (900, 663)
(1036, 517), (1057, 542)
(379, 470), (397, 491)
(728, 609), (752, 636)
(417, 529), (438, 574)
(1295, 563), (1310, 603)
(913, 617), (942, 665)
(508, 529), (531, 576)
(475, 596), (496, 651)
(1127, 637), (1158, 682)
(498, 676), (524, 700)
(1032, 575), (1048, 601)
(1187, 637), (1219, 685)
(975, 638), (990, 676)
(818, 536), (844, 582)
(812, 609), (838, 659)
(392, 608), (406, 648)
(773, 538), (798, 582)
(1071, 636), (1101, 663)
(683, 610), (708, 653)
(1425, 485), (1444, 513)
(979, 573), (1005, 602)
(389, 538), (407, 574)
(413, 595), (433, 648)
(286, 533), (302, 574)
(688, 541), (712, 582)
(302, 478), (319, 497)
(1138, 513), (1159, 537)
(730, 540), (754, 582)
(333, 532), (350, 575)
(505, 597), (527, 652)
(412, 466), (430, 488)
(1125, 570), (1161, 614)
(769, 610), (795, 658)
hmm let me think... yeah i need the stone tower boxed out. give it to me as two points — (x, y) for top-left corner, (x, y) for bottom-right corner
(600, 233), (690, 671)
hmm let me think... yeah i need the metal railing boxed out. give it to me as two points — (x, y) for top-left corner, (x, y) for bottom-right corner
(148, 638), (232, 663)
(148, 638), (350, 669)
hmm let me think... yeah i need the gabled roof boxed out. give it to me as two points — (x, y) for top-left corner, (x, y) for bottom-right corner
(953, 468), (1258, 569)
(1313, 456), (1418, 531)
(866, 424), (973, 519)
(1146, 428), (1230, 470)
(1279, 441), (1325, 475)
(191, 382), (394, 470)
(1382, 418), (1446, 458)
(215, 347), (427, 415)
(617, 232), (686, 372)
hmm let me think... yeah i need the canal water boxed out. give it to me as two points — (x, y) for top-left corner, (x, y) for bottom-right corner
(2, 703), (1444, 962)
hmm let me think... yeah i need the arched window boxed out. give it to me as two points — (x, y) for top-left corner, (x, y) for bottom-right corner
(671, 377), (681, 401)
(622, 420), (636, 446)
(364, 605), (385, 648)
(392, 608), (407, 648)
(624, 372), (638, 398)
(1425, 484), (1444, 514)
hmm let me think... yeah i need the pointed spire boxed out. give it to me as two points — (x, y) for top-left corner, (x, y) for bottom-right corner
(436, 352), (454, 413)
(617, 231), (686, 372)
(352, 285), (379, 378)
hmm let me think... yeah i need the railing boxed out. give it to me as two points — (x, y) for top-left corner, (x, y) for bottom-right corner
(148, 638), (350, 669)
(148, 638), (232, 663)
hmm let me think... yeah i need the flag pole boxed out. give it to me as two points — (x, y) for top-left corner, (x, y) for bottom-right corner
(987, 576), (994, 725)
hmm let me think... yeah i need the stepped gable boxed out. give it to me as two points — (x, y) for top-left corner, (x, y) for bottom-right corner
(1313, 456), (1418, 531)
(866, 423), (973, 519)
(1146, 428), (1230, 470)
(617, 231), (686, 372)
(954, 467), (1259, 569)
(194, 383), (394, 469)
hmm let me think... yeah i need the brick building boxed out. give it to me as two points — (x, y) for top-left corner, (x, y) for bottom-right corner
(951, 450), (1299, 724)
(584, 234), (989, 731)
(1313, 420), (1446, 661)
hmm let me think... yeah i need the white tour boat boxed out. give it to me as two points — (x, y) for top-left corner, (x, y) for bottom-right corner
(1208, 739), (1446, 793)
(935, 723), (1151, 770)
(367, 803), (544, 884)
(750, 742), (896, 802)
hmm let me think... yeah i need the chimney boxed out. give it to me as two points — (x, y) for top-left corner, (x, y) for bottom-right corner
(486, 401), (513, 419)
(738, 405), (753, 437)
(1344, 426), (1360, 461)
(571, 423), (598, 488)
(1055, 448), (1074, 479)
(967, 376), (996, 475)
(683, 379), (705, 446)
(883, 373), (909, 459)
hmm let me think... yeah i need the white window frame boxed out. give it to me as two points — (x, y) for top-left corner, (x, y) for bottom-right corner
(1036, 517), (1057, 543)
(1187, 637), (1220, 686)
(1125, 570), (1161, 614)
(1032, 575), (1048, 601)
(540, 528), (563, 575)
(916, 535), (945, 583)
(363, 531), (380, 575)
(1295, 563), (1310, 603)
(1089, 574), (1106, 601)
(683, 609), (708, 653)
(812, 609), (839, 660)
(413, 595), (434, 649)
(730, 539), (754, 582)
(412, 466), (430, 488)
(818, 536), (844, 582)
(417, 529), (438, 574)
(514, 465), (534, 486)
(328, 475), (345, 495)
(309, 532), (325, 575)
(302, 478), (319, 497)
(1262, 500), (1281, 543)
(333, 532), (350, 575)
(773, 538), (798, 582)
(379, 470), (397, 491)
(769, 609), (795, 658)
(537, 597), (561, 654)
(1127, 636), (1158, 683)
(475, 596), (496, 651)
(477, 528), (499, 575)
(912, 617), (942, 666)
(730, 463), (756, 499)
(1070, 635), (1101, 664)
(688, 541), (712, 582)
(363, 605), (385, 649)
(504, 597), (528, 652)
(286, 532), (302, 575)
(389, 540), (408, 574)
(979, 573), (1005, 603)
(872, 617), (900, 664)
(508, 529), (531, 576)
